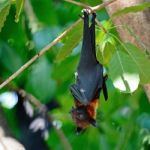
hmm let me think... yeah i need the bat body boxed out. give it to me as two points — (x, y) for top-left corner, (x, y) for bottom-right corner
(70, 10), (108, 132)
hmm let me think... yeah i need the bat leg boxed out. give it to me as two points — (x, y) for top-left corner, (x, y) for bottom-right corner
(70, 84), (89, 105)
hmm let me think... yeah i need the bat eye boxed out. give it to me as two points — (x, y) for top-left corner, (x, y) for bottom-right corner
(78, 113), (84, 120)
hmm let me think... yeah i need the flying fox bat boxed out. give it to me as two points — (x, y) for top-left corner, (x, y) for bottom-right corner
(70, 10), (108, 133)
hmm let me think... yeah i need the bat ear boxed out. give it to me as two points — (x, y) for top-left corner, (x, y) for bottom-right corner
(76, 127), (84, 135)
(89, 118), (97, 127)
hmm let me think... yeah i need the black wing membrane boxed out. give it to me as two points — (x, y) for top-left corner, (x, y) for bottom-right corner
(70, 11), (108, 105)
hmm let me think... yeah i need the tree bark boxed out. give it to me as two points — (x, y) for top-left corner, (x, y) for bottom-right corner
(103, 0), (150, 101)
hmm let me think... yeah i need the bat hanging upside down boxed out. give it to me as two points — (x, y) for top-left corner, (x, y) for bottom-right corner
(70, 10), (108, 133)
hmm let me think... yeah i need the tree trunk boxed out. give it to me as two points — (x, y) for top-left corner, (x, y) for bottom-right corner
(103, 0), (150, 101)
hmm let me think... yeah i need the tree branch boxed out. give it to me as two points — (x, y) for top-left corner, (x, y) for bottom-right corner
(0, 18), (82, 89)
(65, 1), (109, 33)
(0, 0), (118, 89)
(92, 0), (118, 11)
(95, 19), (108, 33)
(64, 0), (91, 9)
(18, 89), (72, 150)
(65, 0), (118, 12)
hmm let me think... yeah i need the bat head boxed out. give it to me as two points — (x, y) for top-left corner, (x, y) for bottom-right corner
(70, 103), (97, 134)
(70, 106), (89, 127)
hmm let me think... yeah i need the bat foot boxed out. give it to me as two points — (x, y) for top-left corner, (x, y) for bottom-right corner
(82, 9), (91, 15)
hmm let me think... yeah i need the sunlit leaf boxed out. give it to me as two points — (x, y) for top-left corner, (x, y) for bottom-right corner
(0, 0), (10, 12)
(96, 32), (116, 65)
(0, 0), (11, 32)
(55, 21), (83, 62)
(112, 2), (150, 17)
(124, 43), (150, 84)
(96, 20), (113, 32)
(15, 0), (24, 22)
(108, 50), (140, 93)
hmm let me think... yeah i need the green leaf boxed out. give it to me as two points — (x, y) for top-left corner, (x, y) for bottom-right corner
(97, 41), (115, 65)
(0, 0), (11, 32)
(15, 0), (24, 22)
(25, 57), (56, 103)
(0, 0), (9, 12)
(96, 32), (116, 65)
(96, 20), (113, 31)
(112, 2), (150, 17)
(52, 55), (78, 80)
(55, 21), (83, 62)
(0, 41), (23, 73)
(124, 43), (150, 84)
(108, 50), (140, 93)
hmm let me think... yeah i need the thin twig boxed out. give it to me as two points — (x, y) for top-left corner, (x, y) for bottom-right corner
(18, 89), (72, 150)
(92, 0), (118, 11)
(64, 0), (91, 9)
(95, 19), (108, 33)
(65, 1), (109, 33)
(18, 89), (41, 108)
(0, 19), (82, 89)
(65, 0), (118, 12)
(0, 0), (118, 89)
(64, 0), (108, 33)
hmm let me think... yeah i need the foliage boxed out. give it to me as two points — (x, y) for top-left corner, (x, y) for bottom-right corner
(0, 0), (150, 150)
(0, 0), (11, 32)
(112, 2), (150, 17)
(55, 21), (83, 62)
(15, 0), (24, 22)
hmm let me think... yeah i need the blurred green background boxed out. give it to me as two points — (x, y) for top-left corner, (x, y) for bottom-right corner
(0, 0), (150, 150)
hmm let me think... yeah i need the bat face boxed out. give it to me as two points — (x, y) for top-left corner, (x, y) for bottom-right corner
(71, 107), (89, 129)
(70, 99), (98, 133)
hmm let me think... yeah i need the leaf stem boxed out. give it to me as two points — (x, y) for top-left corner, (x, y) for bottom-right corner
(95, 19), (108, 33)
